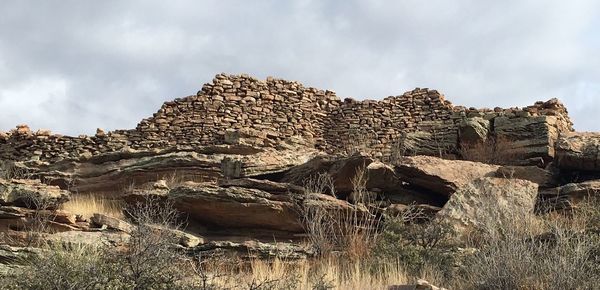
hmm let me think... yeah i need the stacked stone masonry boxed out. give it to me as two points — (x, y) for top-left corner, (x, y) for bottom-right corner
(0, 74), (573, 162)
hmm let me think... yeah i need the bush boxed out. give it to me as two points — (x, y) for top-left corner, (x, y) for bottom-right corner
(0, 196), (192, 290)
(453, 197), (600, 290)
(372, 214), (456, 280)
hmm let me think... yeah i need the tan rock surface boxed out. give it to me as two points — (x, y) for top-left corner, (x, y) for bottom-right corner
(436, 177), (538, 238)
(394, 156), (500, 197)
(556, 132), (600, 171)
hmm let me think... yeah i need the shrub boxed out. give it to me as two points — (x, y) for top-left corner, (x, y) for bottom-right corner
(372, 213), (456, 280)
(300, 167), (381, 259)
(453, 197), (600, 290)
(1, 196), (192, 290)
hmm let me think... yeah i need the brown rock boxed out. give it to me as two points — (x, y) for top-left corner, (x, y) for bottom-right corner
(556, 132), (600, 171)
(0, 179), (70, 209)
(394, 156), (499, 197)
(493, 116), (559, 162)
(218, 178), (305, 195)
(495, 165), (558, 188)
(91, 213), (133, 233)
(436, 177), (538, 238)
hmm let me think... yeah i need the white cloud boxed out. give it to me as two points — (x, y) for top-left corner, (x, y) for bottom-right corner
(0, 0), (598, 134)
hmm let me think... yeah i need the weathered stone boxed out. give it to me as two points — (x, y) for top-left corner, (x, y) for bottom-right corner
(494, 116), (558, 162)
(495, 165), (558, 188)
(436, 177), (538, 238)
(218, 178), (305, 194)
(128, 183), (304, 232)
(91, 213), (133, 233)
(556, 132), (600, 171)
(193, 240), (314, 260)
(394, 156), (499, 197)
(0, 179), (70, 209)
(459, 117), (490, 144)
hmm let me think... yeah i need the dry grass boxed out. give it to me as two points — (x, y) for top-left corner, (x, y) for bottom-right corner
(61, 194), (124, 219)
(459, 136), (523, 165)
(193, 257), (413, 290)
(300, 167), (381, 260)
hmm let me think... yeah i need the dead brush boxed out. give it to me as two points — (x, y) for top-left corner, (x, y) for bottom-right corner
(300, 166), (382, 260)
(459, 135), (524, 165)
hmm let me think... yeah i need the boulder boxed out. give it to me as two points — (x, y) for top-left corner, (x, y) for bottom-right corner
(0, 179), (70, 209)
(0, 206), (78, 232)
(125, 182), (303, 233)
(46, 231), (130, 247)
(494, 165), (558, 188)
(394, 129), (458, 157)
(91, 213), (133, 233)
(435, 177), (538, 238)
(0, 245), (42, 265)
(493, 116), (559, 162)
(146, 225), (204, 248)
(281, 153), (374, 194)
(459, 117), (490, 144)
(124, 181), (367, 235)
(365, 162), (404, 193)
(556, 132), (600, 171)
(537, 180), (600, 212)
(394, 156), (499, 197)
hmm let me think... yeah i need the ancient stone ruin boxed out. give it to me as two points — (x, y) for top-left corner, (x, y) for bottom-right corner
(0, 73), (573, 164)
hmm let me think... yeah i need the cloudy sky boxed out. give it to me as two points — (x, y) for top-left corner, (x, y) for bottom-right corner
(1, 0), (598, 135)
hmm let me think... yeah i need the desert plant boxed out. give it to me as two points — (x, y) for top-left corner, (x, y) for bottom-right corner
(302, 172), (336, 198)
(300, 167), (381, 260)
(372, 209), (456, 280)
(0, 244), (127, 290)
(459, 135), (523, 165)
(61, 193), (124, 219)
(116, 196), (189, 290)
(453, 197), (600, 290)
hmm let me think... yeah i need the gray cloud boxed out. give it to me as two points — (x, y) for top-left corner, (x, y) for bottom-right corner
(0, 0), (598, 135)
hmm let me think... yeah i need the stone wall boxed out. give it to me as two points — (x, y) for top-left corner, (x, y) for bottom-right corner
(0, 73), (574, 163)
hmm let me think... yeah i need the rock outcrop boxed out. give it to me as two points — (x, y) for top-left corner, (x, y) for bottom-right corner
(0, 179), (69, 209)
(436, 177), (538, 238)
(394, 156), (500, 197)
(556, 132), (600, 171)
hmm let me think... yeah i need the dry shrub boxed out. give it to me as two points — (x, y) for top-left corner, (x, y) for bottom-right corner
(453, 197), (600, 290)
(372, 206), (456, 282)
(1, 196), (192, 290)
(61, 194), (124, 219)
(300, 167), (381, 260)
(459, 136), (523, 165)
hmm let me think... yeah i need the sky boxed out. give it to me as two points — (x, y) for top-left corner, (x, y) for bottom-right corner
(0, 0), (599, 135)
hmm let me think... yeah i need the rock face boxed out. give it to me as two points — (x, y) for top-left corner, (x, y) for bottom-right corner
(459, 117), (490, 144)
(124, 178), (369, 236)
(164, 183), (304, 232)
(394, 156), (500, 197)
(538, 180), (600, 212)
(193, 240), (314, 260)
(556, 132), (600, 171)
(0, 179), (69, 209)
(436, 177), (538, 238)
(24, 144), (318, 194)
(494, 116), (559, 162)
